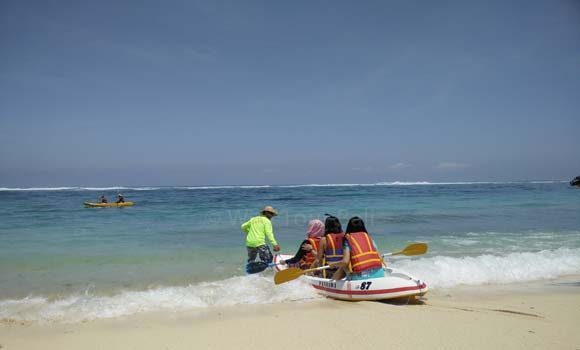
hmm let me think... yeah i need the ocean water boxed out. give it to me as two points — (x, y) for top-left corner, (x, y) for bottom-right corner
(1, 181), (579, 322)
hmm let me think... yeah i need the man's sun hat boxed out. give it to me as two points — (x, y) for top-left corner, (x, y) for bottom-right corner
(261, 205), (278, 216)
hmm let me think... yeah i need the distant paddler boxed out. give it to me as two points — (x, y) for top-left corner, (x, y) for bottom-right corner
(84, 194), (134, 208)
(241, 206), (281, 263)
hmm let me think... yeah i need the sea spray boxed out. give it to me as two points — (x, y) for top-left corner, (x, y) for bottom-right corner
(0, 181), (567, 192)
(396, 248), (580, 288)
(0, 274), (319, 323)
(3, 248), (580, 323)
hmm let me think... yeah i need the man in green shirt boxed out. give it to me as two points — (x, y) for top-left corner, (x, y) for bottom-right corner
(241, 206), (281, 263)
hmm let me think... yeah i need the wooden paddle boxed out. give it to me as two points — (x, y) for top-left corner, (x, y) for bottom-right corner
(274, 242), (428, 285)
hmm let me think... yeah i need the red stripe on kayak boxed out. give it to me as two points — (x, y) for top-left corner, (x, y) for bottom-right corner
(312, 283), (427, 295)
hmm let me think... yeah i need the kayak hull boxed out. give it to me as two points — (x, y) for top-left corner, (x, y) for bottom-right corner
(304, 269), (428, 301)
(84, 201), (134, 208)
(273, 254), (427, 301)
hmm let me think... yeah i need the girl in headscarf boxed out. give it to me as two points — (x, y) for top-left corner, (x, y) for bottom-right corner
(279, 219), (324, 269)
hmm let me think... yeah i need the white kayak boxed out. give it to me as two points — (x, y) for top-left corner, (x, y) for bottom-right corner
(273, 254), (428, 301)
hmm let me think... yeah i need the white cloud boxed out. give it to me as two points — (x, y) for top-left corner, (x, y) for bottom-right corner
(389, 163), (413, 170)
(436, 162), (470, 170)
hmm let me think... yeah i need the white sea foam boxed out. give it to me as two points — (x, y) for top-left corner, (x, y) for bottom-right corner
(0, 274), (319, 323)
(0, 187), (77, 191)
(81, 187), (131, 191)
(179, 181), (567, 188)
(79, 187), (161, 191)
(395, 248), (580, 289)
(178, 185), (272, 190)
(3, 248), (579, 323)
(279, 181), (503, 188)
(0, 181), (567, 191)
(0, 187), (160, 191)
(529, 181), (567, 184)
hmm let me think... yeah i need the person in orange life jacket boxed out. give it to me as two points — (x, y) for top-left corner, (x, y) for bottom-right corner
(316, 215), (344, 278)
(328, 217), (384, 281)
(279, 219), (324, 270)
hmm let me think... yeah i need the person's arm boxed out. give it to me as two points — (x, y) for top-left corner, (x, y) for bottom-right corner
(329, 244), (350, 269)
(282, 240), (309, 264)
(314, 237), (326, 267)
(372, 238), (381, 255)
(329, 245), (350, 280)
(241, 220), (251, 234)
(264, 220), (279, 250)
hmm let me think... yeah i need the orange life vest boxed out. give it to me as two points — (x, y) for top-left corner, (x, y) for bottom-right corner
(298, 237), (320, 270)
(323, 233), (344, 264)
(345, 231), (382, 273)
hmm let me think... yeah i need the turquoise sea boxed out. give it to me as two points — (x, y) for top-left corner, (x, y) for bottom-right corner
(1, 181), (579, 322)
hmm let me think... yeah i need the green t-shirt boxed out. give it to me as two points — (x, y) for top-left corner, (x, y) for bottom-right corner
(241, 215), (277, 248)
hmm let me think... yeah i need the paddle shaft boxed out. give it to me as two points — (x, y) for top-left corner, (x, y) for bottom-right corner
(302, 264), (333, 274)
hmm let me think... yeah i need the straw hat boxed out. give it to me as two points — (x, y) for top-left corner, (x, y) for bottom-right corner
(261, 206), (278, 216)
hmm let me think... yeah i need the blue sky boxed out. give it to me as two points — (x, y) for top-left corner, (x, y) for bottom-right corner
(1, 0), (579, 186)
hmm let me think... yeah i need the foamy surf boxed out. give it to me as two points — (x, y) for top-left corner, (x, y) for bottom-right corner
(0, 187), (161, 191)
(0, 181), (567, 191)
(178, 185), (272, 190)
(396, 247), (580, 288)
(0, 274), (319, 323)
(2, 248), (580, 323)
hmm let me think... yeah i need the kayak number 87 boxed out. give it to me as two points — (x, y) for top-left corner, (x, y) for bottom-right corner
(359, 281), (372, 290)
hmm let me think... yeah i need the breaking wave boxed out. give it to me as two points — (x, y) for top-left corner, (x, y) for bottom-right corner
(396, 247), (580, 289)
(2, 248), (579, 323)
(0, 181), (566, 192)
(0, 274), (318, 323)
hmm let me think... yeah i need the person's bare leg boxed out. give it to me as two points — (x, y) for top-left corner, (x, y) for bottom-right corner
(331, 267), (346, 280)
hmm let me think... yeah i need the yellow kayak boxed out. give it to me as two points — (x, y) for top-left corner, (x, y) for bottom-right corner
(84, 201), (135, 208)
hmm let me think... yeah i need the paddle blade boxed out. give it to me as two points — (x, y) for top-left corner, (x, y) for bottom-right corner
(246, 261), (270, 274)
(274, 267), (304, 285)
(400, 242), (428, 256)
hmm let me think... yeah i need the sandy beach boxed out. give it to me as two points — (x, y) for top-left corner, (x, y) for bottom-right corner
(2, 277), (579, 350)
(3, 0), (579, 348)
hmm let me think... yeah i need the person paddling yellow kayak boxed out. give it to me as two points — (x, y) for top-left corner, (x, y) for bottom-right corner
(84, 194), (133, 208)
(84, 201), (134, 207)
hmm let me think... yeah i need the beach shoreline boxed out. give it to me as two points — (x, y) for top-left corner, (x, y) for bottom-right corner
(2, 276), (579, 350)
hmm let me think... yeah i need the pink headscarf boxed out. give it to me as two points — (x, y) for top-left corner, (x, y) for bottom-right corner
(306, 219), (324, 238)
